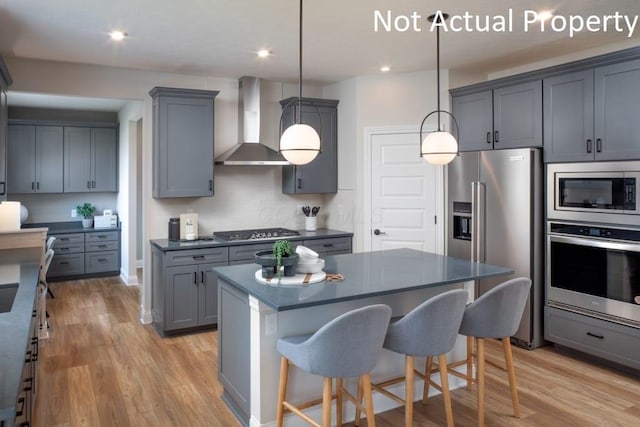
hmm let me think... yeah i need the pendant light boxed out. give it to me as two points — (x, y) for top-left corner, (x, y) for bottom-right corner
(419, 13), (459, 165)
(279, 0), (320, 166)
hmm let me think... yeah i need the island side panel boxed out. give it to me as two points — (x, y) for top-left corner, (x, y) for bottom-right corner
(249, 284), (468, 427)
(218, 279), (251, 425)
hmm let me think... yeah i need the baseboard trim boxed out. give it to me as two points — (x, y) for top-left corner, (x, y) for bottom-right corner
(136, 259), (143, 268)
(120, 270), (139, 286)
(139, 307), (153, 324)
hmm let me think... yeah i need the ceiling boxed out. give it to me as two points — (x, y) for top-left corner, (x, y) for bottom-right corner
(1, 0), (639, 86)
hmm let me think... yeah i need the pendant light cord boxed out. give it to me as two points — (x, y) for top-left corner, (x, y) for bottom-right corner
(297, 0), (303, 124)
(435, 18), (441, 131)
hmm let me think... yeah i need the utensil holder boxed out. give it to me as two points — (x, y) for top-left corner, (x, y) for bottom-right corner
(305, 216), (317, 231)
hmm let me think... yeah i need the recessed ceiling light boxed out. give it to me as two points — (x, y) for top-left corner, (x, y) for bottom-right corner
(380, 65), (391, 72)
(257, 49), (271, 58)
(109, 30), (127, 41)
(537, 10), (553, 22)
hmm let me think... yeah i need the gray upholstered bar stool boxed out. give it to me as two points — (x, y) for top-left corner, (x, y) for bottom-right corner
(366, 289), (468, 427)
(430, 277), (531, 427)
(276, 304), (392, 427)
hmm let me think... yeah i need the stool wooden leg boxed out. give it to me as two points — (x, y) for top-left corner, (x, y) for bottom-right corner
(503, 337), (521, 417)
(276, 357), (289, 427)
(477, 338), (486, 427)
(355, 376), (363, 426)
(466, 336), (474, 390)
(362, 373), (376, 427)
(322, 377), (332, 427)
(438, 354), (454, 427)
(422, 356), (433, 404)
(336, 377), (344, 427)
(405, 356), (414, 427)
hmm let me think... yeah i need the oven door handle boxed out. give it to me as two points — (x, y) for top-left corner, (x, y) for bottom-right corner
(549, 234), (640, 253)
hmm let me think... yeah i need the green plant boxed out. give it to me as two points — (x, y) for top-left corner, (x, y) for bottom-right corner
(76, 203), (96, 219)
(272, 239), (294, 277)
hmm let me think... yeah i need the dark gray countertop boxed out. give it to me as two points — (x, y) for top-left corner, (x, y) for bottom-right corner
(213, 248), (514, 311)
(22, 221), (121, 234)
(150, 228), (353, 252)
(0, 247), (41, 421)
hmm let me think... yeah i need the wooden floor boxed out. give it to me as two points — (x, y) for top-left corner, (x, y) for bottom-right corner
(35, 276), (640, 426)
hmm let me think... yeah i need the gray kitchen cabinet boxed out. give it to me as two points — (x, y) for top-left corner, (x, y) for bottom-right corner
(7, 124), (64, 193)
(150, 87), (219, 198)
(452, 80), (542, 152)
(151, 246), (228, 334)
(0, 60), (8, 200)
(543, 70), (595, 163)
(64, 126), (117, 192)
(544, 59), (640, 162)
(280, 97), (339, 194)
(48, 229), (121, 279)
(593, 58), (640, 161)
(302, 237), (352, 256)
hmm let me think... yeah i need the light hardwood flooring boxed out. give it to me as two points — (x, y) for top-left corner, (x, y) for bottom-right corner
(35, 276), (640, 426)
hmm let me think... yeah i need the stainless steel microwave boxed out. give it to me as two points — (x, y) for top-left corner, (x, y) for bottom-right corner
(547, 161), (640, 226)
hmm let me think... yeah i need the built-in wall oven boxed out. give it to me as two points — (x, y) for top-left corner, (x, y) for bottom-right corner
(547, 222), (640, 327)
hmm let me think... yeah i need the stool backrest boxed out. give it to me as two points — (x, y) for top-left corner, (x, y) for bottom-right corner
(459, 277), (532, 338)
(384, 289), (468, 356)
(302, 304), (391, 378)
(46, 236), (56, 251)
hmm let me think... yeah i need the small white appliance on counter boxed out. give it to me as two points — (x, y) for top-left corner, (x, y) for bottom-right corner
(180, 213), (198, 240)
(94, 214), (118, 229)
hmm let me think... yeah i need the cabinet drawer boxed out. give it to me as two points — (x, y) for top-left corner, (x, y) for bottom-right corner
(53, 243), (84, 254)
(229, 243), (274, 262)
(165, 248), (229, 267)
(85, 251), (119, 273)
(51, 233), (84, 245)
(86, 241), (119, 252)
(48, 253), (85, 277)
(545, 306), (640, 370)
(302, 237), (351, 255)
(86, 231), (119, 242)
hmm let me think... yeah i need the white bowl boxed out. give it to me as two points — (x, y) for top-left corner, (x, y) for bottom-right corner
(296, 245), (319, 260)
(296, 258), (324, 274)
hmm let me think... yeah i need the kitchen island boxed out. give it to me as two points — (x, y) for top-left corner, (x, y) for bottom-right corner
(214, 248), (513, 427)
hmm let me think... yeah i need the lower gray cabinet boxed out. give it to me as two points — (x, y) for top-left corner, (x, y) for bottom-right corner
(152, 246), (228, 334)
(302, 237), (352, 256)
(48, 229), (121, 279)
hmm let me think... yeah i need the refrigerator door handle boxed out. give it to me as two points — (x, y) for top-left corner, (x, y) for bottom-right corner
(471, 181), (486, 263)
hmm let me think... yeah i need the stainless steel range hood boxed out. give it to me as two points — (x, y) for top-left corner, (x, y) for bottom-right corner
(215, 76), (289, 165)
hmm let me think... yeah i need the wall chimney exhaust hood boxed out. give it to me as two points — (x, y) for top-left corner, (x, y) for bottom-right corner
(215, 76), (289, 165)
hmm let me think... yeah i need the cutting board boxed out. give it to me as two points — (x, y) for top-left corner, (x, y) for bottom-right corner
(254, 270), (326, 286)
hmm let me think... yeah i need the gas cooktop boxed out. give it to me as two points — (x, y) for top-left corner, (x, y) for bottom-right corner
(213, 228), (301, 242)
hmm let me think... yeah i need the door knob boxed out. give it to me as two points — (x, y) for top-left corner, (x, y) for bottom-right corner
(373, 229), (387, 236)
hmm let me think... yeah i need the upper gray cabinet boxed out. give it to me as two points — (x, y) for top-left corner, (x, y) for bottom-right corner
(150, 87), (219, 198)
(544, 59), (640, 162)
(8, 124), (64, 193)
(0, 57), (11, 200)
(452, 80), (542, 152)
(280, 97), (339, 194)
(64, 126), (117, 192)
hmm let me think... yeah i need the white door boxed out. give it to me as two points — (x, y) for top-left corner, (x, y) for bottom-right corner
(367, 129), (443, 253)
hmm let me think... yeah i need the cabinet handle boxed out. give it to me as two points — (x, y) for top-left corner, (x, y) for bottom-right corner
(59, 238), (69, 241)
(193, 272), (197, 284)
(60, 261), (70, 265)
(209, 179), (213, 192)
(98, 245), (107, 248)
(92, 180), (96, 188)
(494, 130), (499, 143)
(297, 178), (302, 190)
(23, 377), (33, 392)
(32, 182), (35, 190)
(596, 138), (602, 153)
(486, 131), (492, 144)
(36, 181), (40, 190)
(87, 180), (91, 189)
(98, 235), (108, 239)
(586, 331), (604, 340)
(16, 397), (25, 417)
(201, 271), (205, 283)
(586, 139), (592, 153)
(323, 243), (334, 248)
(98, 258), (107, 262)
(0, 181), (5, 195)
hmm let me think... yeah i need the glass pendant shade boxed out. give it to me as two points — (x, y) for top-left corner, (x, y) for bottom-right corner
(280, 123), (320, 165)
(421, 130), (458, 165)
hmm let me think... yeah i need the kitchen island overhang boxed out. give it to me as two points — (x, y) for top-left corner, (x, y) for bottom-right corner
(214, 248), (513, 427)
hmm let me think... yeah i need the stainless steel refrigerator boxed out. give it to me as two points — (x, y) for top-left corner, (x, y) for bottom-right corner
(447, 148), (544, 349)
